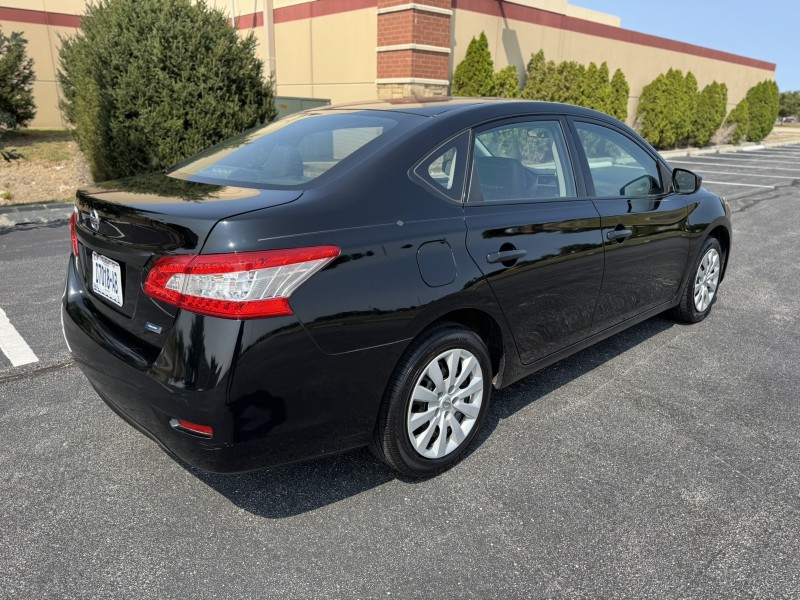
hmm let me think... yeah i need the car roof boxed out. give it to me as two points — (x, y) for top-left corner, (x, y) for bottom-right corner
(315, 97), (613, 121)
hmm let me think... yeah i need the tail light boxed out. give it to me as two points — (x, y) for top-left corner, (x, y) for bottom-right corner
(70, 208), (79, 256)
(143, 246), (340, 319)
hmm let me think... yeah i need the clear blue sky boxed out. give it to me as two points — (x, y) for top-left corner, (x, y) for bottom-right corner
(572, 0), (797, 91)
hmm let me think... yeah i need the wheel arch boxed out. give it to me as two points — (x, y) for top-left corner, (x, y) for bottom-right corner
(708, 224), (731, 282)
(419, 308), (507, 389)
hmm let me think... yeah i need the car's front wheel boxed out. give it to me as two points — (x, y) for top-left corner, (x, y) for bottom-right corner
(672, 236), (724, 323)
(371, 323), (492, 477)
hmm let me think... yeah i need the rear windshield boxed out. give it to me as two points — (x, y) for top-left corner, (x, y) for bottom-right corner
(169, 112), (404, 188)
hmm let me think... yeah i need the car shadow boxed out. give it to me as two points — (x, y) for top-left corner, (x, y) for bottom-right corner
(188, 315), (676, 519)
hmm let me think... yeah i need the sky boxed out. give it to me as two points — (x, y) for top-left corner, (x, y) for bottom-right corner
(571, 0), (797, 91)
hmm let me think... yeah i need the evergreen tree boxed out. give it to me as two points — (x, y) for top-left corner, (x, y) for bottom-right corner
(726, 99), (750, 144)
(692, 81), (727, 147)
(522, 50), (550, 100)
(681, 72), (699, 145)
(609, 68), (629, 122)
(779, 90), (800, 118)
(745, 80), (780, 141)
(493, 65), (521, 98)
(636, 73), (674, 149)
(58, 0), (276, 181)
(580, 62), (611, 113)
(0, 28), (36, 129)
(452, 32), (496, 97)
(551, 61), (585, 105)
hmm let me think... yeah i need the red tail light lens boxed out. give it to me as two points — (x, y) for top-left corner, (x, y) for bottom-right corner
(70, 208), (79, 256)
(170, 419), (213, 437)
(143, 246), (340, 319)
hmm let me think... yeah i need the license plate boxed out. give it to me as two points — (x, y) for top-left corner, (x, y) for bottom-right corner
(92, 252), (123, 307)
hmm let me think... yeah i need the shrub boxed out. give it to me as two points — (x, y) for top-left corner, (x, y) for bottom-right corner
(493, 65), (521, 98)
(522, 50), (550, 100)
(58, 0), (276, 181)
(452, 32), (496, 97)
(745, 80), (780, 141)
(636, 73), (674, 148)
(580, 62), (611, 113)
(0, 28), (36, 129)
(637, 69), (700, 149)
(609, 68), (629, 122)
(692, 82), (727, 147)
(726, 99), (750, 144)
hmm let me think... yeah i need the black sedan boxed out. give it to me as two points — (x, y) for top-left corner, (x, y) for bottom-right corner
(62, 99), (731, 477)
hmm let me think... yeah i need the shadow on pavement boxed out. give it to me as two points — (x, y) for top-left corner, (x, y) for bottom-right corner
(190, 315), (676, 519)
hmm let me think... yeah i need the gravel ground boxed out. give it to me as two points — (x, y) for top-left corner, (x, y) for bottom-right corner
(0, 134), (92, 206)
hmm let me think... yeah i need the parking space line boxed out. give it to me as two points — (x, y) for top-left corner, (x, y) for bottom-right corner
(670, 160), (800, 173)
(0, 308), (39, 367)
(690, 156), (800, 165)
(689, 170), (798, 179)
(702, 181), (775, 189)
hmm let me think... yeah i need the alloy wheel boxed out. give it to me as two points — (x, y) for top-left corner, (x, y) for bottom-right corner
(406, 348), (484, 459)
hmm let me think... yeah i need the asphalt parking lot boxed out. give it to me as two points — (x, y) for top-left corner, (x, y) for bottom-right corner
(1, 145), (800, 599)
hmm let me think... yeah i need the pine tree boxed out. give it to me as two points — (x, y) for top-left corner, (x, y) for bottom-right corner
(452, 32), (496, 97)
(0, 28), (36, 129)
(522, 50), (549, 100)
(609, 68), (629, 122)
(681, 72), (699, 145)
(692, 81), (727, 147)
(58, 0), (276, 181)
(493, 65), (521, 98)
(745, 80), (780, 141)
(726, 99), (750, 144)
(637, 73), (674, 149)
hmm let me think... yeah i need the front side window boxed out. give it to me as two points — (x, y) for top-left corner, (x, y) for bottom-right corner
(170, 113), (407, 188)
(575, 121), (663, 197)
(469, 120), (577, 202)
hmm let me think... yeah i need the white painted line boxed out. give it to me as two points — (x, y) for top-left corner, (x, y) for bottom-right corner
(0, 308), (39, 367)
(689, 155), (800, 165)
(691, 169), (799, 179)
(670, 160), (800, 173)
(741, 145), (765, 151)
(703, 181), (775, 189)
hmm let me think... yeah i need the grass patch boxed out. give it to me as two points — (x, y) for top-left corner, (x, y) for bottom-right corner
(2, 129), (75, 163)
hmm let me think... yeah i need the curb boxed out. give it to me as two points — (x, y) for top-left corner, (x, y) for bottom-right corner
(0, 202), (72, 230)
(660, 138), (800, 160)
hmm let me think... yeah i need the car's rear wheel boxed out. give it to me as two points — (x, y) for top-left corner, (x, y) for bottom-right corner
(371, 323), (492, 477)
(672, 236), (724, 323)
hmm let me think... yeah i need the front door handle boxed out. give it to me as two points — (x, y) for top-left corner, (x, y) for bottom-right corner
(606, 228), (633, 241)
(486, 249), (528, 264)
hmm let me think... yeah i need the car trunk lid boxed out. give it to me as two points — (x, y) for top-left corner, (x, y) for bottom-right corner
(73, 173), (302, 358)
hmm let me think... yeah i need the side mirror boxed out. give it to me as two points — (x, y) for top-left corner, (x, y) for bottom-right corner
(620, 174), (659, 197)
(672, 168), (702, 194)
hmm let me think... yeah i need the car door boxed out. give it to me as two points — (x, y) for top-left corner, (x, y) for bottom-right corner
(568, 119), (691, 333)
(464, 117), (605, 365)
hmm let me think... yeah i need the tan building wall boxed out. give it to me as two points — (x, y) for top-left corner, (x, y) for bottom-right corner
(452, 0), (774, 124)
(0, 0), (775, 129)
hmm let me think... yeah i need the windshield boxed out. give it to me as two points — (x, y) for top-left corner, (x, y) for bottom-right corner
(169, 112), (406, 188)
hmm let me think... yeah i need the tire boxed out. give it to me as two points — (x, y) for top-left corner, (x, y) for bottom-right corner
(672, 236), (724, 323)
(370, 323), (492, 477)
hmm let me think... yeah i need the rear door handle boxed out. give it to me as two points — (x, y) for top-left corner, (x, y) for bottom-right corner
(486, 249), (528, 264)
(606, 228), (633, 241)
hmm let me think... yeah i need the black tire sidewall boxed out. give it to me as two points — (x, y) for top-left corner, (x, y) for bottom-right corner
(387, 327), (492, 476)
(685, 237), (724, 322)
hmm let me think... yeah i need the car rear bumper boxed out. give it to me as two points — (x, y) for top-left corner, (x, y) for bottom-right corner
(62, 255), (404, 473)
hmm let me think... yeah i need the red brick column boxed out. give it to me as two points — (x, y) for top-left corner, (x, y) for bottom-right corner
(376, 0), (453, 98)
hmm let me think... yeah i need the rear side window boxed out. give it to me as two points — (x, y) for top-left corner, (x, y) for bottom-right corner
(413, 131), (469, 202)
(469, 120), (576, 202)
(170, 113), (404, 188)
(575, 121), (663, 197)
